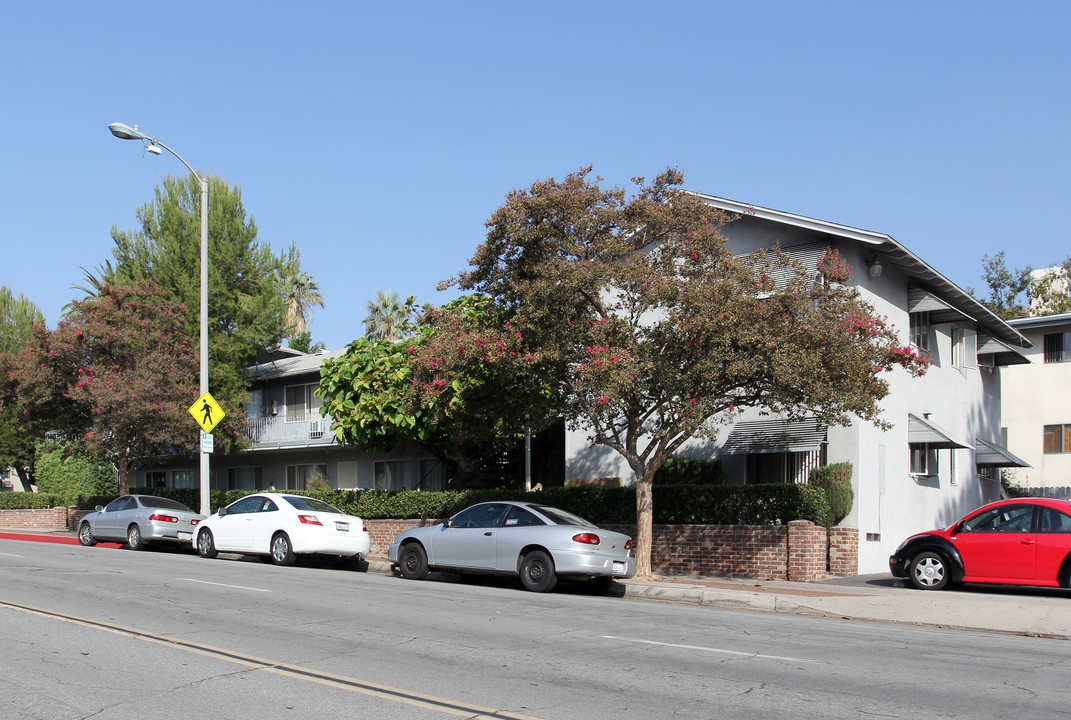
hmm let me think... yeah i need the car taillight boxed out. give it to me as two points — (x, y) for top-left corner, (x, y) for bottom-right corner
(572, 532), (600, 545)
(298, 515), (323, 526)
(624, 539), (633, 550)
(191, 519), (200, 526)
(149, 514), (177, 523)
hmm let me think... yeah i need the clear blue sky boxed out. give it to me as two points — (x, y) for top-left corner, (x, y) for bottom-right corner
(3, 2), (1068, 351)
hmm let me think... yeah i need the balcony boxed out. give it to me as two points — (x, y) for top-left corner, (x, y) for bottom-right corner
(245, 412), (336, 449)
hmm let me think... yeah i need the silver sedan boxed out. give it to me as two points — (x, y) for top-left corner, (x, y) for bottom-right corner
(78, 494), (205, 550)
(387, 501), (636, 593)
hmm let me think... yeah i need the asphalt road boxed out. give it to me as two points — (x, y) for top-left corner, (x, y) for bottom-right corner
(3, 539), (1071, 720)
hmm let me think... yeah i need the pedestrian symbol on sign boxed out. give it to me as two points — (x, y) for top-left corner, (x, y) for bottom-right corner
(189, 392), (225, 433)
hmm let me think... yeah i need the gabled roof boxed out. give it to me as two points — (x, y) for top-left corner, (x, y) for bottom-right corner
(690, 193), (1031, 350)
(247, 348), (346, 382)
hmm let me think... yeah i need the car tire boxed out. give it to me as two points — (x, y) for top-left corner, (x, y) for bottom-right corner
(78, 523), (96, 547)
(908, 551), (948, 590)
(270, 532), (297, 566)
(520, 550), (557, 593)
(398, 543), (429, 580)
(197, 529), (218, 559)
(127, 524), (146, 551)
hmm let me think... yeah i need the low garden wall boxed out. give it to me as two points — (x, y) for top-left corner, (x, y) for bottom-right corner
(0, 509), (858, 581)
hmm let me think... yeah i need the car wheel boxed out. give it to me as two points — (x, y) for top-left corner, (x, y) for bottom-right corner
(398, 543), (429, 580)
(1058, 558), (1071, 589)
(270, 532), (297, 566)
(197, 529), (218, 559)
(909, 551), (948, 590)
(77, 523), (96, 547)
(583, 576), (614, 595)
(127, 524), (146, 551)
(520, 550), (557, 592)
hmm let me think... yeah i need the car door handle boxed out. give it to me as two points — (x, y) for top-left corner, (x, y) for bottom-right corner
(484, 532), (493, 536)
(1021, 539), (1036, 545)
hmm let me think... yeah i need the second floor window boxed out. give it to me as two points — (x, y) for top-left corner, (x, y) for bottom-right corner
(1043, 332), (1070, 363)
(910, 312), (930, 352)
(284, 383), (321, 421)
(1043, 424), (1071, 453)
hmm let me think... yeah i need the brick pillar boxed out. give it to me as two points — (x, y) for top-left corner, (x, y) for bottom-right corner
(827, 527), (859, 576)
(786, 520), (826, 582)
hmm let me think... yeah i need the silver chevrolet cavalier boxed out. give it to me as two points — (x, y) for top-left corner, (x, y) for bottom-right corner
(388, 501), (636, 593)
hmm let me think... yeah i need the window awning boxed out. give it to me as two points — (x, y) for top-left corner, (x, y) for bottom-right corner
(976, 334), (1030, 366)
(908, 414), (971, 449)
(721, 418), (827, 455)
(975, 438), (1030, 467)
(908, 287), (972, 323)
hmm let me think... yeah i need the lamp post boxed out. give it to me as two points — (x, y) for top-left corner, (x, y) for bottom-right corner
(109, 123), (212, 516)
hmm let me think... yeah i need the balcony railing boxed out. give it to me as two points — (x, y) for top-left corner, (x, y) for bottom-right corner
(245, 412), (335, 449)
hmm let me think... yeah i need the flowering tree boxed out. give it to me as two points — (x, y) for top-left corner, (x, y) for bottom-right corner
(412, 167), (929, 577)
(319, 295), (552, 484)
(0, 286), (47, 485)
(0, 281), (199, 494)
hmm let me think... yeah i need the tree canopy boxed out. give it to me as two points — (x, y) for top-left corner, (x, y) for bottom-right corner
(0, 287), (46, 484)
(1, 281), (199, 494)
(412, 167), (929, 577)
(320, 295), (550, 485)
(108, 174), (292, 450)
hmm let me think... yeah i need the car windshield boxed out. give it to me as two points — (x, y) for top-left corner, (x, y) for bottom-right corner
(140, 496), (193, 512)
(526, 504), (597, 528)
(284, 496), (344, 514)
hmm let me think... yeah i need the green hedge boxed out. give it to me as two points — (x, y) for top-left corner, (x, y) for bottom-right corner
(111, 483), (831, 526)
(809, 462), (854, 526)
(2, 483), (834, 527)
(0, 492), (65, 510)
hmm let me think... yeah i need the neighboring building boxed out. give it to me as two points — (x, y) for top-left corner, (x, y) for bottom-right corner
(136, 346), (450, 494)
(1002, 313), (1071, 499)
(564, 195), (1032, 574)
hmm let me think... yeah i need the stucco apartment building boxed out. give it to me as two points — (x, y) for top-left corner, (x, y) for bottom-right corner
(1002, 312), (1071, 499)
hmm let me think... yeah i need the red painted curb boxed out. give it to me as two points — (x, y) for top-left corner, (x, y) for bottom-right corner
(0, 532), (124, 549)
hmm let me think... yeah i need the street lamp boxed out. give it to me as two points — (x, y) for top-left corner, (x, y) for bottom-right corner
(109, 123), (212, 516)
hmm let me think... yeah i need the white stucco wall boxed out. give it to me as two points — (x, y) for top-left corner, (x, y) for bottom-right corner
(563, 215), (1008, 575)
(1001, 319), (1071, 493)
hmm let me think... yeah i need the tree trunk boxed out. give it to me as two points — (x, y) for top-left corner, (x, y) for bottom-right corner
(117, 458), (132, 496)
(634, 474), (654, 579)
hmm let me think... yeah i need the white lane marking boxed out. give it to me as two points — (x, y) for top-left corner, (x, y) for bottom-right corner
(0, 552), (24, 557)
(602, 635), (821, 664)
(179, 578), (270, 592)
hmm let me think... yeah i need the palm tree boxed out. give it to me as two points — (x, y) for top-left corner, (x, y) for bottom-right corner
(363, 290), (415, 341)
(276, 242), (325, 337)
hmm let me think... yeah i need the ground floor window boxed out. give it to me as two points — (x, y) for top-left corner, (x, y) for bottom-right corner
(228, 466), (263, 491)
(286, 464), (328, 490)
(142, 469), (196, 489)
(745, 449), (824, 484)
(374, 460), (408, 490)
(1043, 424), (1071, 453)
(418, 459), (445, 491)
(910, 443), (933, 475)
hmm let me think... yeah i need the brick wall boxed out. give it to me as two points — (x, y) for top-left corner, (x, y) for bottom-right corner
(0, 507), (70, 531)
(363, 518), (857, 581)
(0, 509), (859, 580)
(828, 526), (859, 577)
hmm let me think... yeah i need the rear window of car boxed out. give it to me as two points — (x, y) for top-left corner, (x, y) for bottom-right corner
(525, 504), (596, 528)
(140, 497), (193, 512)
(284, 496), (343, 514)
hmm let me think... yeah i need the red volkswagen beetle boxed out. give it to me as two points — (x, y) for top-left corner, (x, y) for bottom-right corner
(889, 498), (1071, 590)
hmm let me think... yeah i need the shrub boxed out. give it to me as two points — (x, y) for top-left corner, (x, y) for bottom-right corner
(654, 457), (724, 485)
(0, 492), (64, 510)
(34, 444), (117, 505)
(809, 462), (854, 526)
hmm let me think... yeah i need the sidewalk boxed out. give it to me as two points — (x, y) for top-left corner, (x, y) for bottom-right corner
(5, 529), (1071, 639)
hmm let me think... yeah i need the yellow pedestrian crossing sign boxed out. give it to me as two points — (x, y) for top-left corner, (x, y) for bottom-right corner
(189, 392), (225, 433)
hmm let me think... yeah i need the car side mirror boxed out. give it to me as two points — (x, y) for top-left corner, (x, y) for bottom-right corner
(95, 505), (104, 512)
(442, 518), (453, 528)
(218, 507), (228, 517)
